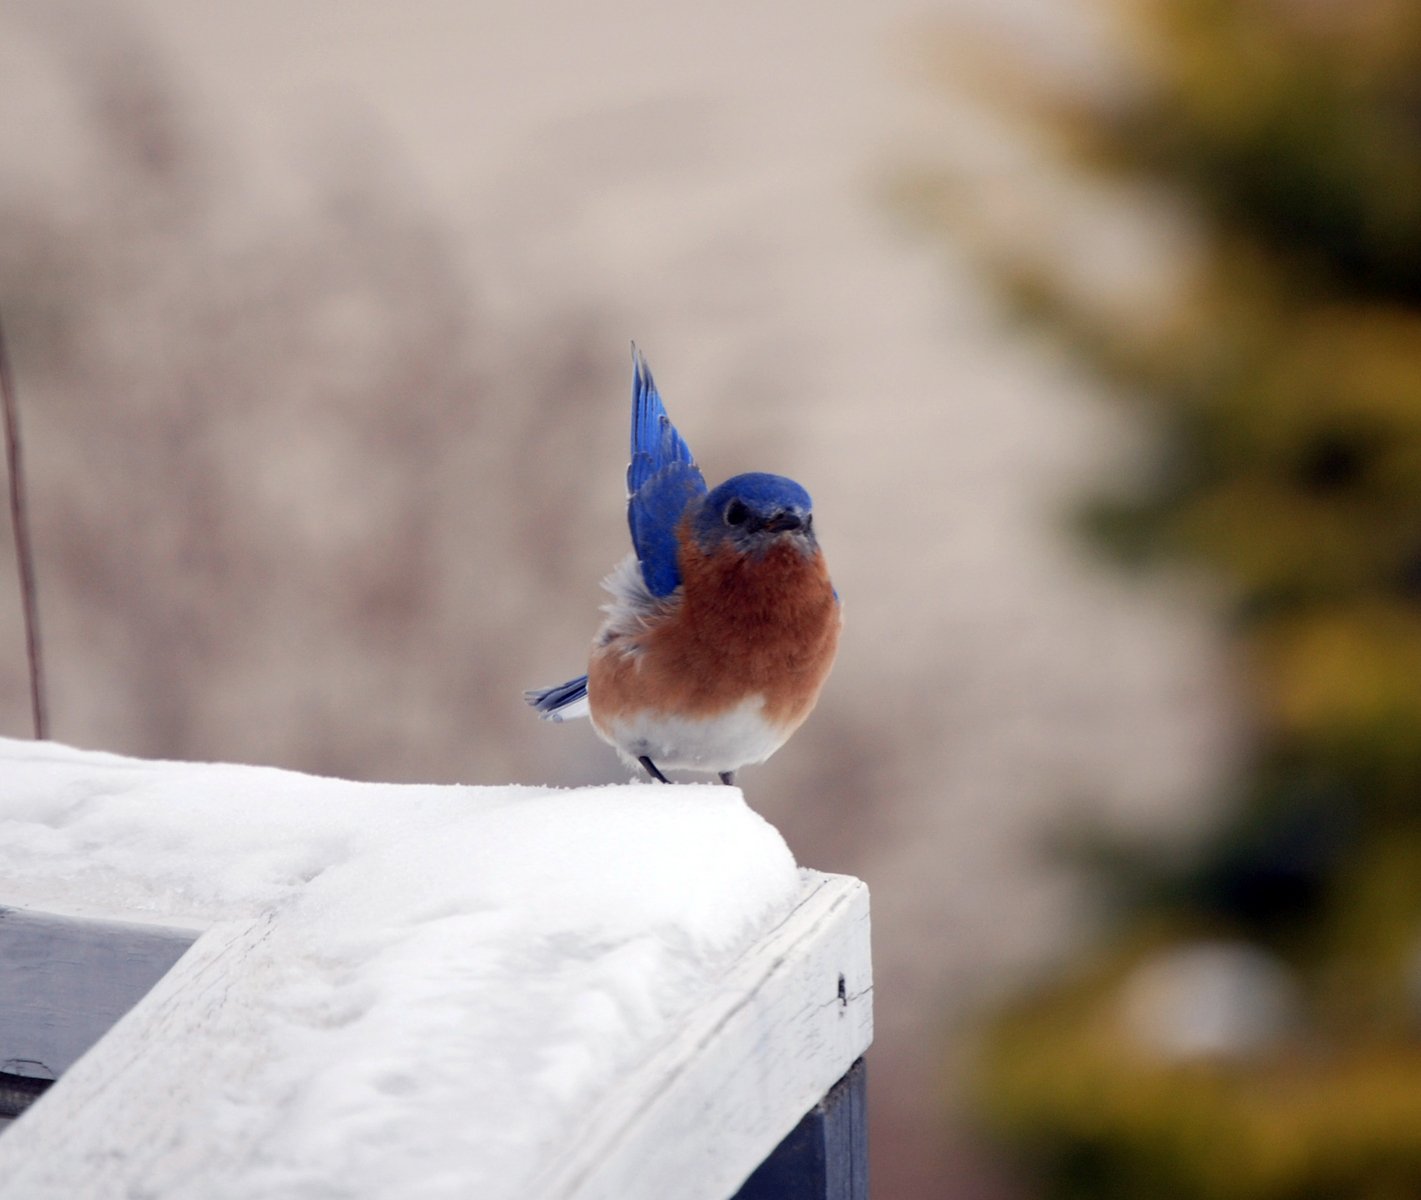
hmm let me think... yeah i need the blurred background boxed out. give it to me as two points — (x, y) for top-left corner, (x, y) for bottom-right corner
(5, 0), (1417, 1196)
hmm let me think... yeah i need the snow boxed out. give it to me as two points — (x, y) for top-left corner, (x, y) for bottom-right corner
(0, 737), (804, 1198)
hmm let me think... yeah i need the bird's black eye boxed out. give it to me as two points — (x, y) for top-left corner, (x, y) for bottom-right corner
(724, 499), (750, 527)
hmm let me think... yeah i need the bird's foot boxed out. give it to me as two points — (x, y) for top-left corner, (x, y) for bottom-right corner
(638, 755), (672, 784)
(718, 770), (736, 786)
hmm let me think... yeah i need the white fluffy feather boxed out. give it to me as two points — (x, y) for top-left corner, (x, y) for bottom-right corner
(594, 695), (790, 774)
(595, 553), (677, 649)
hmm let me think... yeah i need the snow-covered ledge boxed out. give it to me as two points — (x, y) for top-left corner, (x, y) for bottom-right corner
(0, 739), (871, 1199)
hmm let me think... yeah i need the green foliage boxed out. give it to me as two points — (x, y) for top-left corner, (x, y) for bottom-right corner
(948, 1), (1421, 1194)
(978, 937), (1421, 1200)
(1098, 0), (1421, 302)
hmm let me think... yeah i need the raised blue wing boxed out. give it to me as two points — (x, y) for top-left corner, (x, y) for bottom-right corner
(626, 346), (707, 597)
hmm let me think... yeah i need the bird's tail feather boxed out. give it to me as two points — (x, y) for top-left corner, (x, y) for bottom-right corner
(524, 674), (591, 722)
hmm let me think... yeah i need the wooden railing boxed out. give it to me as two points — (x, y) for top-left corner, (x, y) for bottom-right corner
(0, 743), (872, 1198)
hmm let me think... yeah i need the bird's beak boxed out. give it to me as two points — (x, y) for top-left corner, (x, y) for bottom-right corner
(765, 511), (806, 533)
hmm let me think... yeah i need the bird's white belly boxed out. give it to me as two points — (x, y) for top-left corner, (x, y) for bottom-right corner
(594, 695), (789, 774)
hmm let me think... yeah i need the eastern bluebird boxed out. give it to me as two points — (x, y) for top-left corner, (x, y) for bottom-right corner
(525, 347), (841, 785)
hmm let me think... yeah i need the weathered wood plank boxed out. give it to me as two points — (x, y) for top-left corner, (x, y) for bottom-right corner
(0, 907), (198, 1084)
(0, 876), (870, 1198)
(529, 871), (873, 1200)
(0, 913), (273, 1191)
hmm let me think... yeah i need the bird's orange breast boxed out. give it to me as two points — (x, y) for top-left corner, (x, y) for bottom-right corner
(588, 530), (841, 732)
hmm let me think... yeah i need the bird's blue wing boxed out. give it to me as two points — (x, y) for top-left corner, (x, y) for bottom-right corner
(627, 346), (707, 597)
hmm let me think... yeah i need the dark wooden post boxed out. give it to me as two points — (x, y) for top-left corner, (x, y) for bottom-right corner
(732, 1058), (868, 1200)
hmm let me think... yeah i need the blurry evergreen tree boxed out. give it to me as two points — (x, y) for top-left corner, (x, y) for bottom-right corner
(926, 1), (1421, 1195)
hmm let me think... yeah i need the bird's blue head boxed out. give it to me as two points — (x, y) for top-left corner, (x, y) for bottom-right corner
(692, 472), (817, 557)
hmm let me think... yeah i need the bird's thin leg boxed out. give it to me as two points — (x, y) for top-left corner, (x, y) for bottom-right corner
(638, 755), (672, 784)
(719, 770), (736, 786)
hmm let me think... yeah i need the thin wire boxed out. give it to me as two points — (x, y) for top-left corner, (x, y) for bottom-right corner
(0, 309), (48, 740)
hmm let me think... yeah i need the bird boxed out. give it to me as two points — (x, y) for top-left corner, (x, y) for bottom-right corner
(525, 346), (840, 786)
